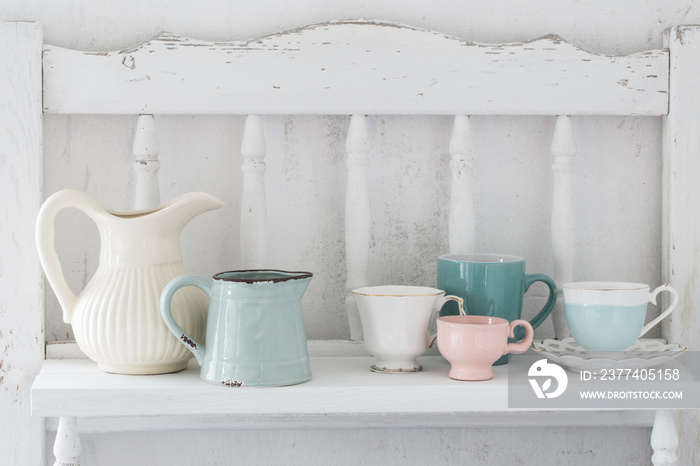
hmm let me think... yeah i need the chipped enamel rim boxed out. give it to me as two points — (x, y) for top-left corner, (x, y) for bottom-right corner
(213, 269), (312, 284)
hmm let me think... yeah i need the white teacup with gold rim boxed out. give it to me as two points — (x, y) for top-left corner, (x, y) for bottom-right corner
(352, 285), (465, 373)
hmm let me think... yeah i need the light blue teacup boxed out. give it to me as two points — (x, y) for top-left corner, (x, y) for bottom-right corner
(563, 282), (679, 351)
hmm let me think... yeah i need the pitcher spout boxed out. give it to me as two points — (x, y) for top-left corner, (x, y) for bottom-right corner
(294, 275), (312, 298)
(159, 192), (224, 232)
(99, 192), (223, 266)
(109, 192), (224, 234)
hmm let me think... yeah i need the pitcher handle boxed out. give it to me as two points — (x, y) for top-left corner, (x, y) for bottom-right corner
(639, 284), (679, 338)
(160, 275), (211, 365)
(35, 190), (106, 324)
(427, 294), (465, 348)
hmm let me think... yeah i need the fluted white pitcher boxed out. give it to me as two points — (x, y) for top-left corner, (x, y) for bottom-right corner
(36, 189), (223, 374)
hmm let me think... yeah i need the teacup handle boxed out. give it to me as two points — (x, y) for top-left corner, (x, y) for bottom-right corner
(524, 273), (558, 330)
(505, 319), (534, 355)
(160, 275), (212, 365)
(639, 284), (679, 338)
(427, 294), (466, 348)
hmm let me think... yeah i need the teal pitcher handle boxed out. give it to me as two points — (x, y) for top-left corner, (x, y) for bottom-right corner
(160, 275), (212, 365)
(524, 273), (558, 330)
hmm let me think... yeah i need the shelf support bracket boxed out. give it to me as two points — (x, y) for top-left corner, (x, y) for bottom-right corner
(651, 410), (678, 466)
(53, 416), (82, 466)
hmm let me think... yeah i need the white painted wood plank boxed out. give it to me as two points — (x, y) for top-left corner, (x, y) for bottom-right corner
(132, 114), (161, 209)
(32, 357), (517, 418)
(550, 115), (576, 339)
(42, 20), (669, 116)
(239, 114), (268, 267)
(0, 21), (46, 466)
(46, 342), (89, 359)
(663, 25), (700, 350)
(448, 115), (475, 254)
(344, 115), (371, 340)
(44, 410), (655, 433)
(45, 339), (375, 359)
(662, 25), (700, 466)
(30, 355), (697, 420)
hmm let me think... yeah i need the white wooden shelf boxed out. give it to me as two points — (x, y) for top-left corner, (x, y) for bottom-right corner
(31, 350), (657, 432)
(29, 343), (681, 465)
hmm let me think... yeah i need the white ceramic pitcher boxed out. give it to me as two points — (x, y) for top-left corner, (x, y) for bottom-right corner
(36, 189), (223, 374)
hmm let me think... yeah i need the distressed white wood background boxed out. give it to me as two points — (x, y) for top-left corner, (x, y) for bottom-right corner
(37, 20), (669, 345)
(41, 115), (664, 343)
(4, 1), (700, 465)
(0, 21), (45, 466)
(42, 25), (667, 115)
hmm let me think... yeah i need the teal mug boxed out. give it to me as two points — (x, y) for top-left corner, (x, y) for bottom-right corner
(160, 270), (313, 387)
(437, 253), (557, 364)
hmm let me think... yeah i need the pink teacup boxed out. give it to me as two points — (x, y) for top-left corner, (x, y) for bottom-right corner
(437, 315), (534, 381)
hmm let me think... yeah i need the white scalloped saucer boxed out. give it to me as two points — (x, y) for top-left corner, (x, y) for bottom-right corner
(530, 337), (686, 373)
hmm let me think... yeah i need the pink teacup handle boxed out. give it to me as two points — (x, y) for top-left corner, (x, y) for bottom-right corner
(427, 294), (465, 348)
(505, 319), (534, 355)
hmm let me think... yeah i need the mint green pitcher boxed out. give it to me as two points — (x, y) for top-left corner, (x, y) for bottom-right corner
(160, 270), (313, 387)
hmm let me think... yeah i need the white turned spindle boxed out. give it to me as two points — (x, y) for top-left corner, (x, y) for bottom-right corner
(651, 410), (679, 466)
(132, 114), (161, 210)
(53, 416), (82, 466)
(448, 115), (476, 254)
(240, 115), (268, 268)
(550, 115), (576, 339)
(345, 115), (371, 341)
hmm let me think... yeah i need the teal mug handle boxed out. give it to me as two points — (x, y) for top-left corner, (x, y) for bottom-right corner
(524, 273), (558, 330)
(160, 275), (212, 365)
